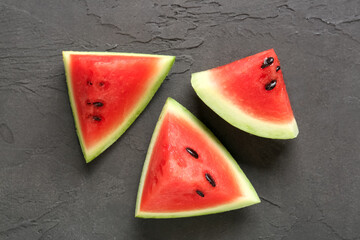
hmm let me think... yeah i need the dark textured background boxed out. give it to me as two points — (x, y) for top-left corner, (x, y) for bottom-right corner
(1, 0), (359, 239)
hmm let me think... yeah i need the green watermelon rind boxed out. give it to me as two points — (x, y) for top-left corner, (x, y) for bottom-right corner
(63, 51), (175, 163)
(135, 98), (260, 218)
(191, 71), (299, 139)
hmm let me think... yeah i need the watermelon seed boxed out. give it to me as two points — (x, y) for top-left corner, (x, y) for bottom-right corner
(93, 102), (104, 107)
(265, 80), (277, 91)
(276, 66), (281, 72)
(99, 81), (105, 87)
(205, 173), (216, 187)
(196, 190), (205, 197)
(261, 57), (274, 69)
(87, 80), (93, 86)
(186, 147), (198, 159)
(86, 100), (92, 105)
(92, 116), (102, 121)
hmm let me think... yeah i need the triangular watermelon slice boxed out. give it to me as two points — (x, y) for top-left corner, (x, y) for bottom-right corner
(63, 51), (175, 163)
(135, 98), (260, 218)
(191, 49), (298, 139)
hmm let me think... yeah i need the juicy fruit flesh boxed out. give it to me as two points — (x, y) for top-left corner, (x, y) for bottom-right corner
(210, 49), (293, 123)
(140, 111), (242, 212)
(70, 54), (159, 149)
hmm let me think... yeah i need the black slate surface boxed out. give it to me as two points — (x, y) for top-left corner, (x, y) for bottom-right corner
(1, 0), (359, 239)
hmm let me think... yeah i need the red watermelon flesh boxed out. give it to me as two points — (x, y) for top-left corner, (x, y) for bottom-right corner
(191, 49), (298, 139)
(136, 98), (260, 218)
(70, 55), (159, 149)
(211, 49), (292, 122)
(140, 112), (242, 212)
(63, 52), (175, 162)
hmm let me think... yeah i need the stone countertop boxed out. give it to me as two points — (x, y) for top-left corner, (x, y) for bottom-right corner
(0, 0), (359, 239)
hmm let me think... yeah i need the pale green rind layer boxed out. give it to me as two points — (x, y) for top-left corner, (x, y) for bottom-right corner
(191, 71), (299, 139)
(135, 98), (260, 218)
(63, 51), (175, 163)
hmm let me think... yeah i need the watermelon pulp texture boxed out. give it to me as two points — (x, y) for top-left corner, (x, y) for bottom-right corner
(136, 98), (260, 218)
(191, 49), (298, 139)
(63, 51), (175, 162)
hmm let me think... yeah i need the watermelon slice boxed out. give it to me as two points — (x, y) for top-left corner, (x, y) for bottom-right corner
(191, 49), (298, 139)
(63, 51), (175, 163)
(135, 98), (260, 218)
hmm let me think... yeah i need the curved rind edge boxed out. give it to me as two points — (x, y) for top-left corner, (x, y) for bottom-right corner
(62, 51), (175, 163)
(63, 51), (88, 161)
(135, 98), (260, 218)
(191, 71), (299, 139)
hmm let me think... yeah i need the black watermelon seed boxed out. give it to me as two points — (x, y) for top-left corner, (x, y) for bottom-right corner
(99, 82), (105, 86)
(87, 80), (93, 86)
(92, 116), (102, 121)
(261, 57), (274, 69)
(205, 173), (216, 187)
(276, 66), (281, 72)
(196, 190), (204, 197)
(186, 147), (198, 159)
(86, 100), (92, 105)
(93, 102), (104, 107)
(265, 80), (277, 91)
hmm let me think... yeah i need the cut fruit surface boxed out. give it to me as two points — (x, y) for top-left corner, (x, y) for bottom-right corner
(191, 49), (298, 139)
(135, 98), (260, 218)
(63, 51), (175, 162)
